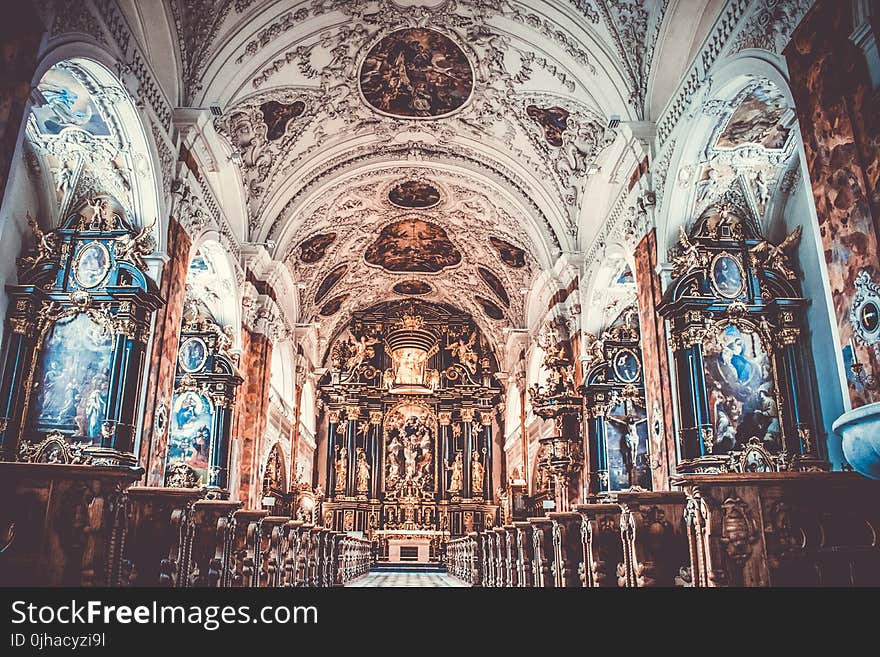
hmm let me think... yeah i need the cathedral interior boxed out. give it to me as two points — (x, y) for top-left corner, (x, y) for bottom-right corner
(1, 0), (880, 590)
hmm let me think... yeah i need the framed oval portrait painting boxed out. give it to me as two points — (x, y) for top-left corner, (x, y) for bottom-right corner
(613, 348), (641, 383)
(710, 253), (745, 299)
(178, 337), (208, 373)
(73, 242), (111, 289)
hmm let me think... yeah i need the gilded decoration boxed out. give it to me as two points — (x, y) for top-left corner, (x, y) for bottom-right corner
(383, 400), (437, 499)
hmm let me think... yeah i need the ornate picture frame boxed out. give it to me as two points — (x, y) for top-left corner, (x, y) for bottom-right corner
(72, 241), (111, 289)
(709, 252), (745, 299)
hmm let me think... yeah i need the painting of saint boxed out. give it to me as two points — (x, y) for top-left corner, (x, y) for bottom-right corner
(178, 337), (207, 373)
(526, 105), (570, 147)
(477, 267), (510, 307)
(388, 180), (442, 208)
(166, 391), (214, 484)
(711, 254), (744, 298)
(74, 242), (110, 289)
(314, 264), (348, 302)
(391, 347), (428, 386)
(393, 280), (432, 296)
(716, 84), (791, 150)
(33, 67), (111, 136)
(365, 219), (461, 273)
(298, 232), (336, 264)
(475, 295), (504, 320)
(489, 236), (527, 268)
(260, 99), (305, 141)
(703, 324), (779, 454)
(359, 28), (474, 118)
(29, 313), (113, 442)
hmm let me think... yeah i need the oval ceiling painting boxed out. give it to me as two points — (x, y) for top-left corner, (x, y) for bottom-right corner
(477, 267), (510, 307)
(475, 295), (505, 321)
(393, 280), (433, 296)
(298, 232), (337, 264)
(365, 218), (461, 273)
(388, 180), (442, 209)
(315, 264), (348, 303)
(489, 236), (527, 269)
(359, 28), (474, 118)
(319, 294), (349, 317)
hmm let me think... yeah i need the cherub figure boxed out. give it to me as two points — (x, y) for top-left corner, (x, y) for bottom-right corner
(671, 226), (706, 279)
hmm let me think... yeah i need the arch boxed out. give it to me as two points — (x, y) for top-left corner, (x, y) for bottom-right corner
(185, 235), (243, 350)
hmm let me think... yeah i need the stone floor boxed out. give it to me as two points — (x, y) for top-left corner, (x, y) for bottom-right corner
(345, 567), (468, 587)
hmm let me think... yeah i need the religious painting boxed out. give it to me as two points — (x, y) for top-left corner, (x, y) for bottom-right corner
(165, 390), (214, 484)
(703, 323), (780, 454)
(716, 84), (791, 150)
(477, 267), (510, 307)
(33, 66), (111, 136)
(73, 242), (111, 289)
(298, 232), (336, 264)
(359, 28), (474, 118)
(489, 236), (526, 268)
(260, 99), (305, 141)
(178, 337), (207, 373)
(475, 295), (504, 320)
(388, 180), (442, 208)
(616, 264), (634, 285)
(384, 402), (436, 493)
(364, 219), (461, 273)
(393, 279), (432, 296)
(603, 403), (650, 491)
(319, 294), (349, 316)
(29, 313), (113, 442)
(526, 104), (570, 146)
(613, 348), (641, 383)
(314, 264), (347, 302)
(390, 347), (428, 386)
(710, 253), (745, 299)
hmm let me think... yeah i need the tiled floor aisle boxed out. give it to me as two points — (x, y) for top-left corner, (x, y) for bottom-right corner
(345, 569), (468, 587)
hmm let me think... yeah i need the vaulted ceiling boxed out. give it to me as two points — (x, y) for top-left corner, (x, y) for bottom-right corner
(124, 0), (725, 349)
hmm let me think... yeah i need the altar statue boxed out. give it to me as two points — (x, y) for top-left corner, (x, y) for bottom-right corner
(334, 446), (347, 493)
(356, 448), (370, 495)
(446, 451), (463, 493)
(446, 331), (478, 374)
(472, 450), (485, 496)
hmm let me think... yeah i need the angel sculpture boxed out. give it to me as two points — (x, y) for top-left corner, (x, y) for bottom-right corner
(114, 218), (156, 272)
(345, 334), (378, 370)
(671, 226), (706, 280)
(446, 331), (478, 374)
(21, 213), (59, 268)
(749, 225), (802, 280)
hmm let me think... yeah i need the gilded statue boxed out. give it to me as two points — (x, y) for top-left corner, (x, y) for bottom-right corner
(113, 218), (156, 272)
(345, 334), (379, 370)
(471, 450), (485, 496)
(671, 226), (707, 280)
(355, 448), (370, 495)
(20, 213), (60, 268)
(446, 451), (463, 494)
(750, 225), (802, 280)
(446, 331), (478, 374)
(334, 445), (347, 493)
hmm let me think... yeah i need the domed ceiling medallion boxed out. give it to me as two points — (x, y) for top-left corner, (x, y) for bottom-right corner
(358, 28), (474, 118)
(365, 218), (461, 273)
(393, 280), (433, 295)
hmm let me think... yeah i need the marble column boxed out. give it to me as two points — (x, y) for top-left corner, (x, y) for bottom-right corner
(344, 406), (359, 497)
(141, 218), (192, 485)
(234, 325), (273, 507)
(460, 408), (475, 499)
(369, 410), (382, 500)
(438, 411), (452, 498)
(634, 229), (676, 490)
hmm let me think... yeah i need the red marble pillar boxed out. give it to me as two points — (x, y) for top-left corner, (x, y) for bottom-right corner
(233, 325), (273, 508)
(140, 218), (191, 485)
(0, 6), (42, 203)
(634, 228), (676, 490)
(785, 0), (880, 408)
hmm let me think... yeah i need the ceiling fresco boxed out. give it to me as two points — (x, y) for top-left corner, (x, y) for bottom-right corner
(364, 218), (462, 273)
(477, 267), (510, 307)
(475, 295), (505, 320)
(526, 105), (569, 147)
(297, 232), (337, 264)
(388, 180), (442, 209)
(393, 280), (433, 296)
(489, 236), (527, 269)
(315, 264), (348, 303)
(716, 84), (792, 150)
(260, 99), (306, 141)
(319, 294), (349, 317)
(358, 28), (474, 119)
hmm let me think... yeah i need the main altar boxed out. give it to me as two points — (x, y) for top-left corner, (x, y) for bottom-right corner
(315, 301), (501, 558)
